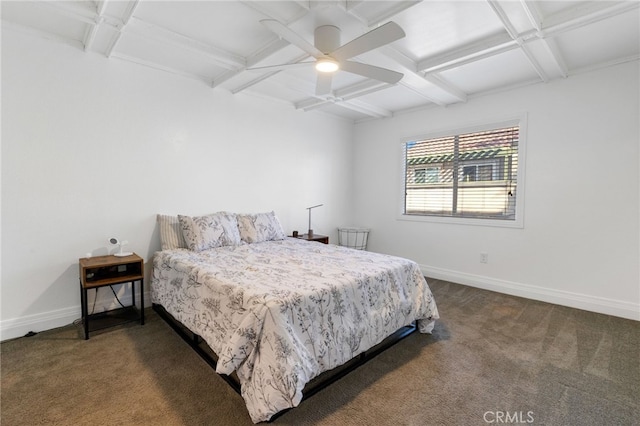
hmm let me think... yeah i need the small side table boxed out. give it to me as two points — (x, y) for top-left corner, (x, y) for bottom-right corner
(294, 234), (329, 244)
(79, 253), (144, 339)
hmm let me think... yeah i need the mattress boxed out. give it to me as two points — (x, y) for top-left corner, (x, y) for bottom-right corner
(151, 238), (438, 422)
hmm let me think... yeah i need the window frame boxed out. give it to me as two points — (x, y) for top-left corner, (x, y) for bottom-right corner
(398, 114), (527, 228)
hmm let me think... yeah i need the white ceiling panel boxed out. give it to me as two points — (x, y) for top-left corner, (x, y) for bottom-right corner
(498, 1), (538, 34)
(393, 0), (506, 60)
(440, 49), (541, 94)
(311, 100), (371, 121)
(102, 0), (135, 20)
(2, 0), (638, 122)
(114, 33), (227, 82)
(262, 67), (323, 95)
(247, 43), (309, 68)
(356, 85), (437, 113)
(521, 38), (569, 80)
(244, 77), (312, 104)
(535, 1), (583, 16)
(552, 8), (640, 71)
(134, 1), (268, 58)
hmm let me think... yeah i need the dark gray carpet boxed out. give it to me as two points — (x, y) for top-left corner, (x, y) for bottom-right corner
(2, 279), (638, 425)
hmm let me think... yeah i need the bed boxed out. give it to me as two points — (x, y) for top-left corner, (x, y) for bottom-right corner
(151, 212), (439, 423)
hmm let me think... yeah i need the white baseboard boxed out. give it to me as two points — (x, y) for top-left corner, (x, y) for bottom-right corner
(421, 265), (640, 321)
(3, 270), (637, 341)
(0, 291), (152, 341)
(0, 306), (80, 341)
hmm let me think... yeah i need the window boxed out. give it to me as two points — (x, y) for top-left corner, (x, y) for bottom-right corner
(403, 122), (520, 223)
(414, 167), (439, 184)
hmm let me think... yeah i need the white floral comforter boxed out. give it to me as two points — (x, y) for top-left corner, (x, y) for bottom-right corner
(151, 238), (439, 423)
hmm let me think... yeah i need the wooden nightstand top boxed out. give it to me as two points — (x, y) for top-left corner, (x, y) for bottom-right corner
(293, 234), (329, 244)
(79, 253), (142, 269)
(79, 253), (143, 289)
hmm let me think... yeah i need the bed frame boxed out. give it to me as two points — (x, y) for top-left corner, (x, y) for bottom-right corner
(153, 302), (417, 420)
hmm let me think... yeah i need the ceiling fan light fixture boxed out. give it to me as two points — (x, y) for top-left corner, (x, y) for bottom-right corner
(315, 58), (339, 73)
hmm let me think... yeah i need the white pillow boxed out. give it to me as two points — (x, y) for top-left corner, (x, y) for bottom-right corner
(157, 214), (187, 250)
(237, 211), (286, 244)
(211, 211), (242, 246)
(178, 214), (225, 251)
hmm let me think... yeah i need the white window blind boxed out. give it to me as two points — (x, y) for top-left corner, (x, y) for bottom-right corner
(403, 125), (519, 220)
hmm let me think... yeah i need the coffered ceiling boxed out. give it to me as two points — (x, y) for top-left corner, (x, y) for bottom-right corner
(3, 1), (639, 121)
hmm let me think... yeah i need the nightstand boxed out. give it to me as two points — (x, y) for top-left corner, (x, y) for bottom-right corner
(79, 253), (144, 339)
(294, 233), (329, 244)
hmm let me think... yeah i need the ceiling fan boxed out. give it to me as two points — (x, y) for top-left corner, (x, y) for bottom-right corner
(250, 19), (406, 96)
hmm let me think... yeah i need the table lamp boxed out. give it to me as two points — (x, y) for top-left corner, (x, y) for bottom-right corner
(306, 204), (323, 238)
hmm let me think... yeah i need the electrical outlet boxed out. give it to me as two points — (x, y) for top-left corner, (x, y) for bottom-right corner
(480, 253), (488, 264)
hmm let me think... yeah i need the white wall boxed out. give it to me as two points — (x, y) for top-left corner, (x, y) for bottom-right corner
(1, 29), (354, 339)
(353, 61), (640, 320)
(3, 28), (638, 342)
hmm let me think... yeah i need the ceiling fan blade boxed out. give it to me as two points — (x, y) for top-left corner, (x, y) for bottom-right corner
(260, 19), (323, 59)
(340, 61), (404, 84)
(316, 73), (333, 96)
(332, 21), (405, 61)
(246, 62), (314, 73)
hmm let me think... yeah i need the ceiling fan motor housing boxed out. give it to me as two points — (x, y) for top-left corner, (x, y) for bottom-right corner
(315, 25), (341, 54)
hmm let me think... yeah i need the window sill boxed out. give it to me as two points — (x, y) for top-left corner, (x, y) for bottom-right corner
(397, 213), (524, 229)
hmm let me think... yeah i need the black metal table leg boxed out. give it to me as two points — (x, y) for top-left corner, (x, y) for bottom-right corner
(81, 285), (89, 340)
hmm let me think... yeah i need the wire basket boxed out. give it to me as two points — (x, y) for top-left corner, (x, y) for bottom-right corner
(338, 227), (370, 250)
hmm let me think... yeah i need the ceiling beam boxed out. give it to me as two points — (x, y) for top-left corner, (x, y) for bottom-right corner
(82, 0), (109, 52)
(379, 46), (465, 105)
(417, 31), (518, 74)
(216, 1), (314, 90)
(121, 0), (139, 25)
(336, 81), (394, 101)
(540, 38), (569, 78)
(105, 0), (139, 57)
(239, 1), (310, 26)
(414, 1), (638, 82)
(344, 1), (364, 13)
(2, 19), (85, 51)
(293, 1), (312, 11)
(296, 80), (391, 111)
(246, 39), (292, 68)
(344, 0), (466, 106)
(296, 98), (329, 110)
(36, 0), (138, 57)
(520, 0), (567, 78)
(21, 0), (636, 121)
(229, 0), (426, 105)
(486, 0), (548, 83)
(212, 38), (291, 88)
(35, 0), (102, 52)
(124, 16), (246, 69)
(540, 1), (639, 37)
(346, 1), (422, 27)
(109, 51), (213, 85)
(230, 71), (282, 95)
(334, 99), (392, 118)
(521, 0), (542, 30)
(82, 19), (100, 52)
(421, 74), (467, 103)
(36, 0), (97, 25)
(519, 1), (638, 80)
(225, 53), (310, 92)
